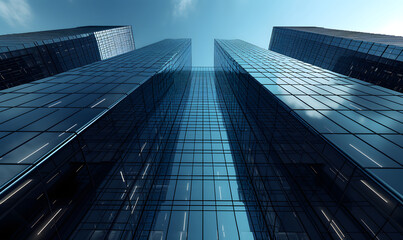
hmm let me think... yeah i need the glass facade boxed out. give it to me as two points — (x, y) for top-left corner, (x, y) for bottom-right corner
(0, 30), (402, 239)
(215, 39), (403, 240)
(70, 68), (270, 240)
(0, 26), (135, 90)
(0, 39), (191, 239)
(269, 27), (403, 92)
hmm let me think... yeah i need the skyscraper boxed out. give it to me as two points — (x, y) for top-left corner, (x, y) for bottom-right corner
(0, 26), (135, 89)
(0, 26), (402, 240)
(269, 27), (403, 92)
(0, 38), (191, 239)
(215, 39), (402, 240)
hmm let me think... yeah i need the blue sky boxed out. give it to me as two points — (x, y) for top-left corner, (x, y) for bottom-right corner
(0, 0), (402, 66)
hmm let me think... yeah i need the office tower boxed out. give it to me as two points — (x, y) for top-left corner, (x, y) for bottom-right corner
(70, 68), (271, 239)
(215, 39), (402, 240)
(0, 38), (191, 239)
(269, 27), (403, 92)
(0, 26), (135, 89)
(0, 27), (402, 240)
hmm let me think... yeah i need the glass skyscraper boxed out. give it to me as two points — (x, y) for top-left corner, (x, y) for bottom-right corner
(0, 38), (191, 239)
(0, 26), (135, 89)
(0, 26), (402, 240)
(269, 27), (403, 92)
(215, 39), (402, 240)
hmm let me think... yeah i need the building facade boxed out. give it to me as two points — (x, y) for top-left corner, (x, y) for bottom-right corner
(0, 26), (402, 239)
(0, 26), (135, 89)
(215, 39), (403, 240)
(269, 27), (403, 92)
(0, 38), (191, 239)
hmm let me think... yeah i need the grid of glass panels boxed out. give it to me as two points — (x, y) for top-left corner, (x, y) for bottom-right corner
(215, 39), (403, 240)
(95, 26), (135, 60)
(70, 68), (270, 240)
(0, 39), (191, 239)
(0, 26), (135, 90)
(269, 27), (403, 92)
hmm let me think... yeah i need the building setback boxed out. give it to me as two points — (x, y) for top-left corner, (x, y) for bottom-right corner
(0, 26), (135, 90)
(269, 27), (403, 92)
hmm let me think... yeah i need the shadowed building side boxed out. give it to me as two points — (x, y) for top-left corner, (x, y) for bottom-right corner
(0, 39), (190, 240)
(0, 26), (135, 90)
(269, 26), (403, 92)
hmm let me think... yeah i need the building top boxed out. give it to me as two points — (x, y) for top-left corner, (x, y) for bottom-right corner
(0, 26), (128, 46)
(0, 25), (136, 90)
(0, 26), (136, 60)
(274, 26), (403, 47)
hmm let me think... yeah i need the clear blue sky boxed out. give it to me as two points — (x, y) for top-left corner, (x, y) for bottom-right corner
(0, 0), (402, 66)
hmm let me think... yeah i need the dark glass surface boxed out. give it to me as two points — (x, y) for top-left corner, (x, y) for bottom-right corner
(269, 27), (403, 92)
(0, 39), (191, 239)
(70, 69), (269, 240)
(215, 39), (403, 240)
(0, 34), (401, 240)
(0, 26), (135, 90)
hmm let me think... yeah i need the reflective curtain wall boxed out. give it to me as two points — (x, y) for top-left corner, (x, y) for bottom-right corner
(71, 68), (272, 240)
(269, 27), (403, 92)
(215, 39), (403, 240)
(0, 34), (402, 240)
(0, 26), (135, 90)
(0, 39), (191, 240)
